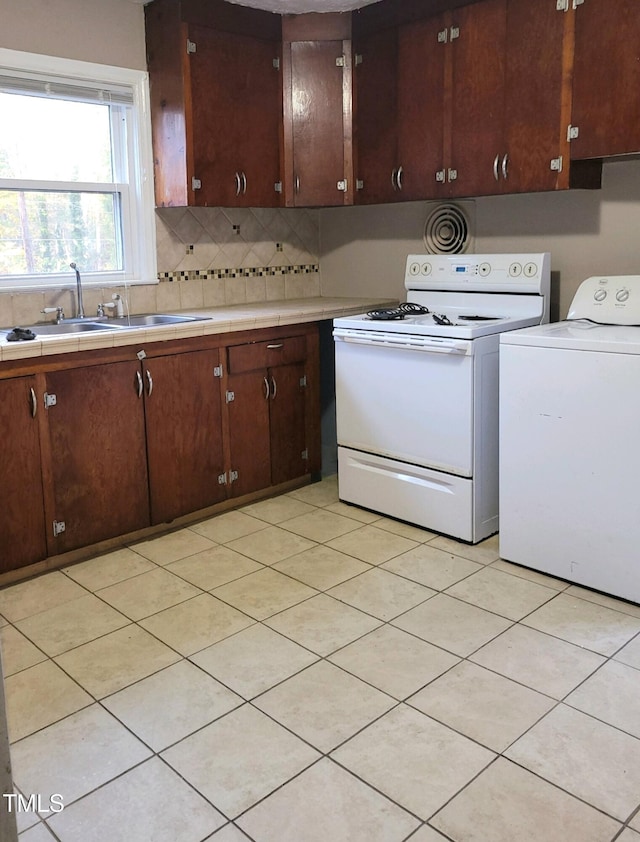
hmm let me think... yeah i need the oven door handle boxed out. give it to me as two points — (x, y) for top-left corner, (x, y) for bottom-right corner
(334, 330), (470, 355)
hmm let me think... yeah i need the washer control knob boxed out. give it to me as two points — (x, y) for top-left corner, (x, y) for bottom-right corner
(409, 262), (420, 276)
(594, 289), (607, 302)
(509, 262), (522, 277)
(524, 262), (538, 277)
(421, 263), (432, 276)
(479, 263), (491, 277)
(616, 288), (630, 302)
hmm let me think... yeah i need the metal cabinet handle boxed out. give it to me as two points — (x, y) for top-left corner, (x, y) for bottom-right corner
(396, 166), (404, 190)
(502, 153), (509, 180)
(30, 387), (37, 418)
(241, 171), (247, 194)
(267, 343), (284, 350)
(270, 376), (277, 399)
(135, 370), (143, 398)
(146, 369), (153, 397)
(263, 376), (269, 400)
(391, 168), (398, 190)
(235, 172), (242, 196)
(493, 153), (500, 181)
(294, 175), (300, 193)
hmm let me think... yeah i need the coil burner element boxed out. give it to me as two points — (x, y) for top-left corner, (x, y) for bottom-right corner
(366, 303), (431, 321)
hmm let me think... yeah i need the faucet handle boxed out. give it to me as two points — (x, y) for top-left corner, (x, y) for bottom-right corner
(42, 307), (65, 323)
(97, 303), (115, 318)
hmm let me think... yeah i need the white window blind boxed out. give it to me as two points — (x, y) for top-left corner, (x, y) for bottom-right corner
(0, 48), (156, 291)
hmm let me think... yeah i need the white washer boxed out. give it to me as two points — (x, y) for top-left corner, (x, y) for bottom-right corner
(499, 275), (640, 603)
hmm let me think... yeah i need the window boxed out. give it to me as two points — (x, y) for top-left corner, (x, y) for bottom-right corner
(0, 49), (156, 290)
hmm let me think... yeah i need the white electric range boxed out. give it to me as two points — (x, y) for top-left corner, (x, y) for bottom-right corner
(333, 252), (551, 543)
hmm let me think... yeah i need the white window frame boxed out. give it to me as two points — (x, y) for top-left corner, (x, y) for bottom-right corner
(0, 48), (157, 291)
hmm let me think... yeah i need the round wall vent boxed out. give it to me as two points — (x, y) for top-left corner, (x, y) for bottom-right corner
(423, 203), (471, 254)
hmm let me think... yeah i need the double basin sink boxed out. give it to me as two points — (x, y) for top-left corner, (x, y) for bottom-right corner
(2, 314), (210, 337)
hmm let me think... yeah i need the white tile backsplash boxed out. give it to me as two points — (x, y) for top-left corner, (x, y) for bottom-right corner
(0, 206), (320, 328)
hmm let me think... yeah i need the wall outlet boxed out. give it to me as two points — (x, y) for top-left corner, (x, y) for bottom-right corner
(276, 243), (283, 252)
(233, 225), (241, 235)
(186, 244), (194, 254)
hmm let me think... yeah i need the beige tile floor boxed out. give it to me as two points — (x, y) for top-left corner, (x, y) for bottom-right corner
(2, 475), (640, 841)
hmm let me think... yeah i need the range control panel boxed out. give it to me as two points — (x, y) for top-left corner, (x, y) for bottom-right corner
(405, 253), (551, 296)
(568, 276), (640, 325)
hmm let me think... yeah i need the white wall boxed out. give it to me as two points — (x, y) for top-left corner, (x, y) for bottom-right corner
(319, 159), (640, 319)
(1, 0), (147, 70)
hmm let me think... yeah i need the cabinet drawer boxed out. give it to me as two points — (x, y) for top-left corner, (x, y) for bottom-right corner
(227, 336), (307, 373)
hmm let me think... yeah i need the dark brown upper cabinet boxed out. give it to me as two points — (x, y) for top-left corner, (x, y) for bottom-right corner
(352, 24), (398, 205)
(486, 0), (600, 195)
(145, 0), (282, 208)
(354, 0), (601, 204)
(353, 14), (446, 204)
(144, 0), (606, 210)
(570, 0), (640, 160)
(281, 13), (354, 207)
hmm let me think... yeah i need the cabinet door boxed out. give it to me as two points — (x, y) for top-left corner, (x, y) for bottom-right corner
(269, 361), (308, 485)
(0, 377), (47, 573)
(502, 0), (569, 193)
(287, 40), (349, 207)
(448, 0), (507, 199)
(226, 370), (271, 497)
(189, 25), (281, 207)
(397, 16), (447, 201)
(45, 361), (150, 554)
(571, 0), (640, 159)
(142, 350), (226, 524)
(353, 27), (398, 205)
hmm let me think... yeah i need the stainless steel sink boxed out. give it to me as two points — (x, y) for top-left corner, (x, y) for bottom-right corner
(2, 321), (120, 336)
(109, 314), (210, 327)
(1, 313), (210, 337)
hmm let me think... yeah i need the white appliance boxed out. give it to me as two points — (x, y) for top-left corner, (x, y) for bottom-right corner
(500, 275), (640, 602)
(333, 253), (550, 543)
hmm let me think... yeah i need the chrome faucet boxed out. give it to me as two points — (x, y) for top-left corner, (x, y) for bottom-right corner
(69, 262), (85, 319)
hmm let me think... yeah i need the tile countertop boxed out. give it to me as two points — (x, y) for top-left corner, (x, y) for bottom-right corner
(0, 297), (398, 362)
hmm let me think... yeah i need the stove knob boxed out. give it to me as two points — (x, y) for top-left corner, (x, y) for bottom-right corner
(616, 288), (630, 302)
(509, 262), (522, 277)
(524, 262), (538, 277)
(594, 288), (607, 302)
(409, 262), (420, 276)
(479, 262), (491, 277)
(421, 262), (432, 276)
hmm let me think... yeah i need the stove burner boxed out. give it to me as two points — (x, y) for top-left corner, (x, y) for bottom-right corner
(433, 313), (453, 325)
(367, 302), (431, 321)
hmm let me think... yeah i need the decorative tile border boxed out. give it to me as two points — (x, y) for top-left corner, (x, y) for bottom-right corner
(158, 264), (319, 282)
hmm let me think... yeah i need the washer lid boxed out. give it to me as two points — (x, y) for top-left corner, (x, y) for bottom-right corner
(500, 319), (640, 353)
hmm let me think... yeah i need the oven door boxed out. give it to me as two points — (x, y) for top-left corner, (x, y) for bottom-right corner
(334, 327), (475, 477)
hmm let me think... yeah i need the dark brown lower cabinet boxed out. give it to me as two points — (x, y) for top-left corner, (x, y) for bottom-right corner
(225, 336), (314, 496)
(0, 323), (320, 575)
(0, 376), (48, 573)
(142, 349), (226, 524)
(224, 369), (272, 497)
(269, 360), (307, 486)
(45, 361), (151, 555)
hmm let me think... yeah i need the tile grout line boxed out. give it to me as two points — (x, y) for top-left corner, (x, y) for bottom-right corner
(3, 478), (640, 839)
